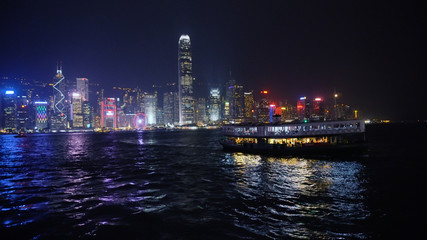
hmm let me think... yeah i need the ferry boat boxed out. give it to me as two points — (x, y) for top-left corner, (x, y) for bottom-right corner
(220, 120), (366, 156)
(94, 127), (111, 133)
(14, 132), (27, 138)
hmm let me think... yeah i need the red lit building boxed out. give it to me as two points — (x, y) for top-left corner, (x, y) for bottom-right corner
(312, 97), (325, 120)
(101, 98), (117, 128)
(297, 97), (307, 120)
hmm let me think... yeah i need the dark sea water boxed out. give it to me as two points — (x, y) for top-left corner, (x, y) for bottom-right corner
(1, 123), (426, 239)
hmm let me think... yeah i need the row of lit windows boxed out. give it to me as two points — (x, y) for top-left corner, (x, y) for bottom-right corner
(230, 136), (329, 147)
(267, 122), (361, 133)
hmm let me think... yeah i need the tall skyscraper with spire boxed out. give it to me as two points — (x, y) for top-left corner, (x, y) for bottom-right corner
(51, 62), (68, 130)
(178, 34), (194, 125)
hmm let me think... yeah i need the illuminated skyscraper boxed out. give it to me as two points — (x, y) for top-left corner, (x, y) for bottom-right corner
(1, 90), (16, 130)
(72, 92), (84, 128)
(312, 97), (325, 120)
(178, 34), (194, 125)
(163, 92), (176, 126)
(35, 101), (48, 130)
(51, 64), (68, 130)
(101, 98), (117, 128)
(208, 88), (220, 123)
(244, 91), (254, 122)
(83, 101), (92, 128)
(255, 90), (270, 123)
(297, 97), (306, 120)
(76, 78), (89, 101)
(16, 95), (30, 131)
(195, 98), (207, 125)
(230, 85), (244, 123)
(141, 92), (157, 125)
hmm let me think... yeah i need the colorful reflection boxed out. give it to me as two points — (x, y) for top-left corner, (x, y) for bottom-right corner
(226, 153), (369, 239)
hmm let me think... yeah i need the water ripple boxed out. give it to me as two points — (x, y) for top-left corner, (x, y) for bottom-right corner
(0, 130), (381, 239)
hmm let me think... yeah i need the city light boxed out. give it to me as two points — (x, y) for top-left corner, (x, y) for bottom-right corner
(300, 97), (306, 100)
(314, 98), (322, 101)
(261, 90), (268, 94)
(34, 101), (48, 104)
(5, 90), (14, 94)
(73, 92), (80, 97)
(106, 111), (114, 116)
(269, 104), (276, 108)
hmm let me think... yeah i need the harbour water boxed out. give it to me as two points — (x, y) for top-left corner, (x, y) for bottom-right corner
(1, 123), (426, 239)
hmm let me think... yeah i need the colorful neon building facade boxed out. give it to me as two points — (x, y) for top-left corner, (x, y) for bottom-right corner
(35, 101), (48, 130)
(101, 98), (117, 128)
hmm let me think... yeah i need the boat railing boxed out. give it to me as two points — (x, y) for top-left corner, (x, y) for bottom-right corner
(223, 120), (365, 138)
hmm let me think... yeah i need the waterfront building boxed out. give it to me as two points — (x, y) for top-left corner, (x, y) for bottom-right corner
(16, 95), (31, 131)
(83, 101), (92, 128)
(163, 92), (175, 126)
(94, 89), (104, 128)
(195, 98), (207, 126)
(76, 78), (89, 102)
(230, 85), (244, 123)
(244, 91), (254, 122)
(280, 103), (294, 122)
(178, 34), (195, 125)
(1, 90), (17, 131)
(312, 97), (325, 120)
(51, 64), (68, 130)
(118, 113), (137, 129)
(122, 89), (138, 114)
(208, 88), (221, 123)
(141, 92), (157, 125)
(101, 98), (117, 129)
(72, 92), (84, 128)
(34, 101), (48, 131)
(297, 97), (310, 120)
(223, 78), (235, 121)
(255, 91), (270, 123)
(173, 92), (180, 125)
(156, 107), (163, 126)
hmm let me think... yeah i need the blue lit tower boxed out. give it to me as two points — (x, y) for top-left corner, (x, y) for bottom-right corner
(51, 63), (68, 130)
(178, 34), (194, 125)
(1, 90), (17, 130)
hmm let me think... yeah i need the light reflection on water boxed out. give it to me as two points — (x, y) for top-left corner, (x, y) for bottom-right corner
(224, 153), (369, 239)
(1, 131), (371, 239)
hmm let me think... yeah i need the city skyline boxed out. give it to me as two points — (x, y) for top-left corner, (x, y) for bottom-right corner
(0, 1), (425, 121)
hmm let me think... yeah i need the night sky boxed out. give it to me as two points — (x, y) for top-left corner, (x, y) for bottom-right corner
(1, 0), (425, 120)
